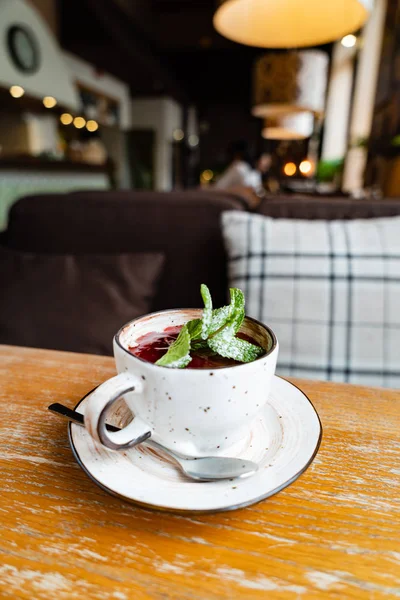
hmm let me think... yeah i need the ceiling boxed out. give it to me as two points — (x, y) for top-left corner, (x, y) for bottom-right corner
(60, 0), (331, 109)
(59, 0), (332, 169)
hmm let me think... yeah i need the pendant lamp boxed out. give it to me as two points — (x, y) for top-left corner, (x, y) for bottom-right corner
(262, 112), (314, 140)
(252, 51), (328, 118)
(213, 0), (373, 48)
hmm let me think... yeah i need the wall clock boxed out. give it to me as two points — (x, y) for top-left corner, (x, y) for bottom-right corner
(7, 25), (40, 74)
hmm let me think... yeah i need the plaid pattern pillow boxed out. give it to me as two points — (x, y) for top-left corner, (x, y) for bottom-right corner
(222, 211), (400, 388)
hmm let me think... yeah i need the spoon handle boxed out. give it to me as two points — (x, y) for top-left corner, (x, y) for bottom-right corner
(48, 403), (120, 432)
(49, 403), (198, 461)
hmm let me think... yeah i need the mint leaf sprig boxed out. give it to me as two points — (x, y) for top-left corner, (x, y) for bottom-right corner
(200, 283), (213, 340)
(155, 284), (265, 368)
(155, 324), (192, 369)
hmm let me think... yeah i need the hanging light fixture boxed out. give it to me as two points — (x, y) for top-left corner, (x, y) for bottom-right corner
(252, 51), (328, 118)
(262, 112), (314, 140)
(213, 0), (373, 48)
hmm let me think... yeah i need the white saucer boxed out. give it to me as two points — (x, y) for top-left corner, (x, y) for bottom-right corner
(68, 376), (322, 513)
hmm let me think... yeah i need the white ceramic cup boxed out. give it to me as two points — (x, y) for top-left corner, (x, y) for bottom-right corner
(84, 309), (278, 457)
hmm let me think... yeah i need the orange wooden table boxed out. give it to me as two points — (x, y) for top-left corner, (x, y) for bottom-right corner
(0, 345), (399, 600)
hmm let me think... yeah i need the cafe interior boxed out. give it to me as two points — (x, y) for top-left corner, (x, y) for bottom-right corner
(0, 0), (400, 597)
(0, 0), (399, 384)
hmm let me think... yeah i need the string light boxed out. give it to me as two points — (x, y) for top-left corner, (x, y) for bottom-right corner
(200, 169), (214, 183)
(173, 129), (184, 141)
(73, 116), (86, 129)
(188, 134), (199, 147)
(9, 85), (24, 98)
(86, 120), (99, 132)
(43, 96), (57, 108)
(283, 162), (297, 176)
(60, 113), (73, 125)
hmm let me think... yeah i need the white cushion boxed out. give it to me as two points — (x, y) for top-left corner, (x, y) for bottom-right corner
(222, 211), (400, 388)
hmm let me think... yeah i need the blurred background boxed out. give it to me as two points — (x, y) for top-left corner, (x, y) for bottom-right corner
(1, 0), (400, 387)
(0, 0), (399, 218)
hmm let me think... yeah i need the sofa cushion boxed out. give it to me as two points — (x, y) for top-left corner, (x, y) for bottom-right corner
(0, 248), (164, 355)
(4, 190), (246, 311)
(222, 211), (400, 388)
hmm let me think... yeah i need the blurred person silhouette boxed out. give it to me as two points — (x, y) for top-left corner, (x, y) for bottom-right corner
(215, 140), (257, 190)
(214, 141), (271, 207)
(253, 151), (272, 195)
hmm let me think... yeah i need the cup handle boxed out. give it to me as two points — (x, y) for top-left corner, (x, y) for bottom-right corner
(84, 372), (151, 451)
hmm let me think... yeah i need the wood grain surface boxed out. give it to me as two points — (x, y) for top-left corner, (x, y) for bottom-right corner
(0, 344), (399, 600)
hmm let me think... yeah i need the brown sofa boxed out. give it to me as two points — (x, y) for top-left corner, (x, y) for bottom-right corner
(2, 190), (246, 312)
(257, 195), (400, 219)
(2, 189), (400, 355)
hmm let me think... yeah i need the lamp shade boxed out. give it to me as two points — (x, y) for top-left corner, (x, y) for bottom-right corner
(262, 112), (314, 140)
(252, 51), (328, 118)
(213, 0), (373, 48)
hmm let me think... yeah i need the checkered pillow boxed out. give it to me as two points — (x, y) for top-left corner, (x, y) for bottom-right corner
(222, 211), (400, 388)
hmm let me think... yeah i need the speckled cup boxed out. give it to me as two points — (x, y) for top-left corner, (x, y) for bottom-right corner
(84, 309), (278, 457)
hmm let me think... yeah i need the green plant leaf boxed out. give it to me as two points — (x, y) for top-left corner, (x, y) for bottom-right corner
(316, 159), (344, 183)
(206, 288), (245, 338)
(209, 305), (230, 333)
(155, 284), (264, 368)
(208, 334), (264, 363)
(191, 339), (209, 351)
(186, 318), (202, 340)
(200, 284), (213, 339)
(155, 324), (192, 368)
(207, 288), (262, 362)
(226, 287), (245, 334)
(391, 135), (400, 147)
(209, 288), (245, 336)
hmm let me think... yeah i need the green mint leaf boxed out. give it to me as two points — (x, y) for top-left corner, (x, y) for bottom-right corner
(226, 287), (245, 334)
(208, 288), (245, 338)
(191, 339), (209, 351)
(186, 318), (203, 340)
(208, 334), (264, 363)
(207, 287), (263, 362)
(155, 284), (261, 368)
(200, 284), (213, 340)
(155, 324), (192, 368)
(209, 305), (230, 333)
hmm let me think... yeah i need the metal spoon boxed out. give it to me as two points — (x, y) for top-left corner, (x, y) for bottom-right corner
(48, 403), (259, 482)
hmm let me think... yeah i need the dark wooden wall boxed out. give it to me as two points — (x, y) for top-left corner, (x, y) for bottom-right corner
(368, 0), (400, 182)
